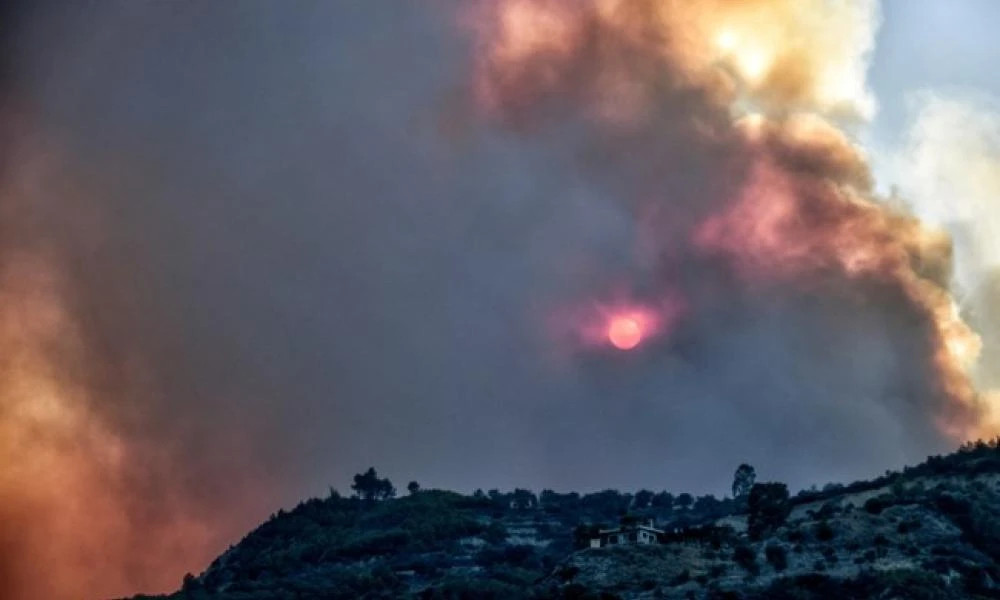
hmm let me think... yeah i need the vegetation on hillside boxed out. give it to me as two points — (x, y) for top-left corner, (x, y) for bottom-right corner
(130, 440), (1000, 600)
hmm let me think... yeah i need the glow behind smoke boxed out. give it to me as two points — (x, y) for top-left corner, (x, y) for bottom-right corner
(608, 315), (642, 349)
(2, 3), (999, 598)
(467, 0), (992, 439)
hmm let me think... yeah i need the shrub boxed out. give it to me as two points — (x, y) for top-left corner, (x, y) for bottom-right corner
(560, 583), (588, 599)
(483, 520), (507, 545)
(733, 544), (759, 575)
(747, 483), (791, 540)
(181, 573), (201, 592)
(815, 502), (839, 519)
(897, 518), (922, 534)
(864, 496), (891, 515)
(815, 521), (835, 542)
(765, 544), (788, 571)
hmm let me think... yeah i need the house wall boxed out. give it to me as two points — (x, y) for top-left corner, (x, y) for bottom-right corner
(595, 527), (661, 547)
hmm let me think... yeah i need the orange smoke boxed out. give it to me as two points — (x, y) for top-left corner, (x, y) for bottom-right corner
(468, 0), (877, 127)
(466, 0), (993, 440)
(0, 142), (241, 599)
(0, 254), (208, 598)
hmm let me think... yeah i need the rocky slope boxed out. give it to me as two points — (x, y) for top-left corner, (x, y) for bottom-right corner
(128, 441), (1000, 599)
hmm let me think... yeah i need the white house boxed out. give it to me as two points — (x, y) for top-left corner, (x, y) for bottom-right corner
(590, 519), (663, 548)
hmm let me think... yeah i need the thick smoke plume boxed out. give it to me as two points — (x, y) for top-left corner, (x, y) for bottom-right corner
(890, 90), (1000, 433)
(466, 0), (989, 438)
(0, 85), (269, 600)
(0, 2), (995, 598)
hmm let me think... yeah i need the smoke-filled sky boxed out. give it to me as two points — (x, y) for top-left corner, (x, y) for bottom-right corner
(1, 1), (999, 598)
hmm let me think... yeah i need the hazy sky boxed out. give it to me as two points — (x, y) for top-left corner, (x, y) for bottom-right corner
(868, 0), (1000, 185)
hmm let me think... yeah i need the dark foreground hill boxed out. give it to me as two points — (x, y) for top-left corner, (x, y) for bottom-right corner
(128, 441), (1000, 600)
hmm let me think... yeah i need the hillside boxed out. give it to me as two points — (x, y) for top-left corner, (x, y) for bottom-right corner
(129, 441), (1000, 600)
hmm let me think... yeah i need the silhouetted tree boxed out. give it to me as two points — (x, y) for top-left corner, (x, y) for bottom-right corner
(573, 524), (601, 549)
(676, 493), (694, 510)
(407, 481), (421, 495)
(694, 494), (722, 516)
(732, 464), (756, 499)
(634, 489), (654, 509)
(747, 482), (791, 539)
(765, 543), (788, 571)
(181, 573), (201, 593)
(733, 544), (759, 575)
(652, 491), (674, 510)
(351, 467), (396, 501)
(582, 490), (629, 520)
(620, 513), (639, 527)
(512, 488), (537, 510)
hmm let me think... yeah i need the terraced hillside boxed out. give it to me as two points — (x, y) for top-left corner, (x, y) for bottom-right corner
(128, 441), (1000, 599)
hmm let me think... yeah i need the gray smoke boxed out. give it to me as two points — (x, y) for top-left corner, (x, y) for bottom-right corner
(0, 2), (970, 597)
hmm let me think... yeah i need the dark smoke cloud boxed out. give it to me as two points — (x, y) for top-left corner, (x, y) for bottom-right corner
(0, 2), (981, 597)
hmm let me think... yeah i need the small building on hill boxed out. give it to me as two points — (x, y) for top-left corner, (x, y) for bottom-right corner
(590, 519), (663, 548)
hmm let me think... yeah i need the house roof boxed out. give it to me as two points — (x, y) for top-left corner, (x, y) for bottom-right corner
(598, 523), (664, 535)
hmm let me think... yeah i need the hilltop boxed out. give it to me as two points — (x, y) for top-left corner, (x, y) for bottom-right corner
(129, 441), (1000, 600)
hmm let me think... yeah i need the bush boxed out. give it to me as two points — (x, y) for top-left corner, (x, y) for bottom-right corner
(786, 529), (806, 543)
(475, 544), (538, 569)
(815, 521), (835, 542)
(864, 496), (890, 515)
(418, 577), (526, 599)
(747, 483), (791, 540)
(671, 570), (691, 586)
(815, 502), (839, 519)
(181, 573), (201, 592)
(483, 520), (508, 545)
(765, 544), (788, 571)
(733, 544), (759, 575)
(897, 518), (922, 534)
